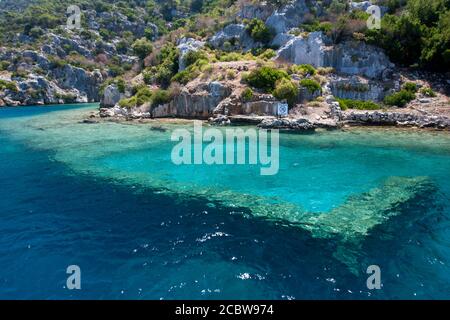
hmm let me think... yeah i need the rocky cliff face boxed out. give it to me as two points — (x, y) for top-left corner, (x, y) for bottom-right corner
(329, 75), (396, 101)
(209, 24), (257, 51)
(0, 47), (104, 106)
(100, 84), (125, 108)
(275, 32), (331, 67)
(265, 0), (311, 34)
(0, 3), (147, 107)
(275, 32), (394, 80)
(161, 81), (232, 118)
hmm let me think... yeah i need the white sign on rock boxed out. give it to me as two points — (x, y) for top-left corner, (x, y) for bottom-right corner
(277, 103), (289, 117)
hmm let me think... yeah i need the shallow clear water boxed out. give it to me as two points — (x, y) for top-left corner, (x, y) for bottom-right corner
(0, 104), (449, 299)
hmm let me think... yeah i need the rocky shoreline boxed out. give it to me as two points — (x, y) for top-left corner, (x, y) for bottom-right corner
(2, 0), (449, 133)
(95, 105), (450, 132)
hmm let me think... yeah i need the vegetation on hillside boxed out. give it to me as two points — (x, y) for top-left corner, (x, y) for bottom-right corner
(0, 0), (447, 110)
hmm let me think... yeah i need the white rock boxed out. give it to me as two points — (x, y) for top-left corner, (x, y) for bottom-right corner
(177, 37), (205, 71)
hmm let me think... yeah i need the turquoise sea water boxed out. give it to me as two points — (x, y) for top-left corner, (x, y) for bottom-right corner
(0, 103), (449, 299)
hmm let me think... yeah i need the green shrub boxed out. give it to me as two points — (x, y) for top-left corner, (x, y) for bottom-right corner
(403, 82), (418, 93)
(241, 87), (254, 102)
(151, 89), (171, 107)
(0, 61), (10, 71)
(28, 26), (44, 38)
(365, 4), (450, 71)
(226, 69), (237, 79)
(0, 79), (17, 92)
(245, 66), (289, 92)
(156, 65), (177, 87)
(116, 78), (126, 93)
(273, 78), (299, 106)
(108, 64), (125, 77)
(256, 49), (276, 60)
(136, 87), (153, 106)
(299, 79), (321, 93)
(299, 20), (333, 33)
(49, 56), (67, 69)
(337, 99), (381, 111)
(132, 38), (153, 59)
(289, 64), (317, 76)
(172, 69), (198, 84)
(245, 19), (274, 44)
(216, 51), (253, 62)
(152, 44), (180, 88)
(420, 87), (437, 97)
(317, 67), (335, 75)
(119, 96), (137, 109)
(143, 71), (153, 85)
(384, 90), (416, 107)
(183, 50), (207, 68)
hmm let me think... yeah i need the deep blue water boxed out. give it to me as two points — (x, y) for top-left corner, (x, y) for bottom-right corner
(0, 104), (449, 299)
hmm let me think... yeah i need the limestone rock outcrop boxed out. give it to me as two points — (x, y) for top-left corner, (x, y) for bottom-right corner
(342, 111), (450, 129)
(329, 75), (395, 101)
(275, 32), (332, 67)
(100, 84), (125, 108)
(258, 117), (316, 131)
(265, 0), (310, 34)
(0, 47), (103, 106)
(152, 81), (233, 119)
(209, 24), (257, 51)
(177, 37), (205, 71)
(274, 32), (394, 80)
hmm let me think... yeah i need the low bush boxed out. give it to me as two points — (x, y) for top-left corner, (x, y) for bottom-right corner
(245, 18), (274, 44)
(403, 82), (418, 93)
(317, 67), (335, 75)
(119, 96), (137, 109)
(256, 49), (276, 60)
(151, 89), (171, 107)
(384, 90), (416, 107)
(337, 99), (381, 111)
(132, 38), (153, 59)
(289, 64), (317, 76)
(245, 66), (289, 92)
(183, 50), (207, 68)
(150, 44), (180, 88)
(226, 69), (237, 80)
(299, 79), (321, 93)
(241, 87), (254, 102)
(0, 79), (18, 92)
(273, 78), (299, 106)
(0, 60), (10, 71)
(216, 51), (253, 62)
(172, 68), (199, 84)
(299, 20), (333, 33)
(420, 87), (437, 97)
(135, 87), (153, 106)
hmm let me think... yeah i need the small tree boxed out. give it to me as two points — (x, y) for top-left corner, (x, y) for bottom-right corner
(300, 79), (321, 94)
(246, 19), (274, 44)
(384, 90), (416, 107)
(183, 50), (207, 68)
(132, 38), (153, 59)
(241, 87), (254, 102)
(245, 66), (289, 92)
(273, 78), (299, 106)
